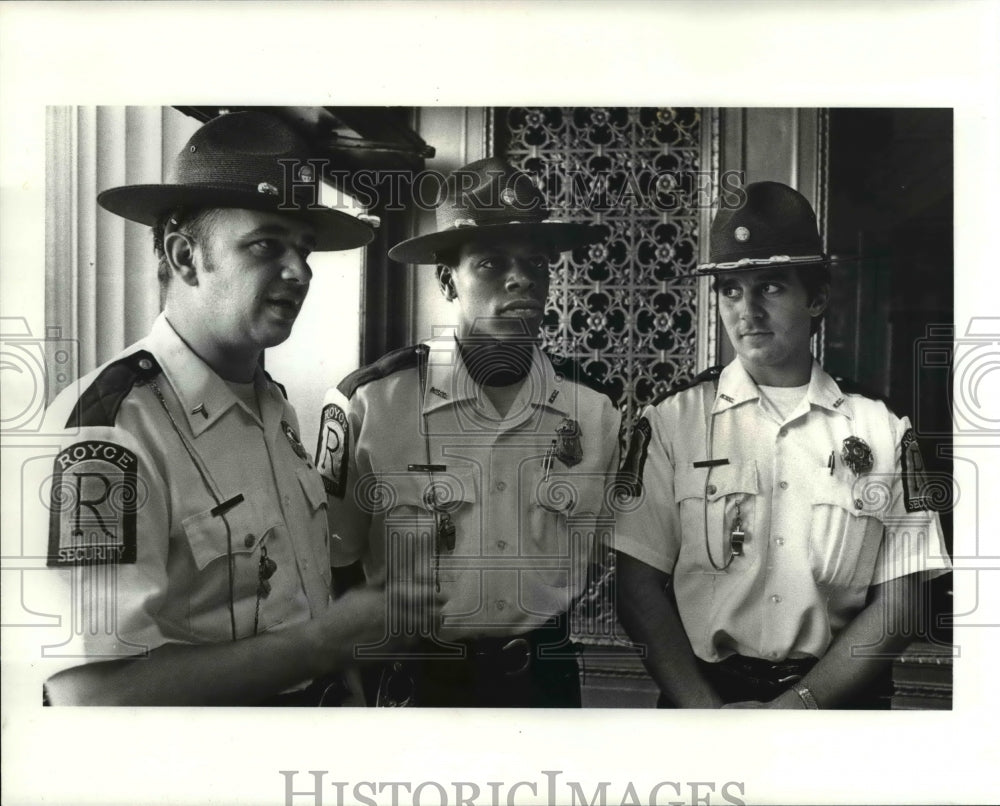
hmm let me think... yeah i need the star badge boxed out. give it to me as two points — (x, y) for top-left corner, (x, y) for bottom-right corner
(841, 436), (873, 476)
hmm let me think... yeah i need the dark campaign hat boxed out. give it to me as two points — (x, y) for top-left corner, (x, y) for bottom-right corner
(698, 181), (834, 274)
(387, 157), (607, 264)
(97, 111), (375, 251)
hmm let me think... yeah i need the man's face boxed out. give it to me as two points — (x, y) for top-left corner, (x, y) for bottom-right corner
(191, 208), (316, 353)
(444, 241), (552, 341)
(716, 267), (826, 385)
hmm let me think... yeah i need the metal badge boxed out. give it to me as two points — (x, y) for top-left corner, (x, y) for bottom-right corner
(281, 420), (310, 463)
(500, 187), (517, 206)
(555, 418), (583, 467)
(841, 436), (874, 476)
(735, 226), (751, 242)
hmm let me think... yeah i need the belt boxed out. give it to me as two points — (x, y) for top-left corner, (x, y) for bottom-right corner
(458, 624), (577, 676)
(710, 654), (818, 686)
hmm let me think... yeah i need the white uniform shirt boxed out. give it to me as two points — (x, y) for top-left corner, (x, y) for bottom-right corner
(319, 335), (622, 639)
(616, 358), (951, 663)
(37, 314), (332, 675)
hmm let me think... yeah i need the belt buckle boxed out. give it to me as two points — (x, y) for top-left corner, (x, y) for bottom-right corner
(501, 637), (531, 676)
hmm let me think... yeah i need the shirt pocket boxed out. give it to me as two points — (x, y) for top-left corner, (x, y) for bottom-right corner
(674, 460), (759, 574)
(808, 476), (885, 590)
(384, 468), (478, 582)
(181, 494), (265, 580)
(525, 467), (610, 589)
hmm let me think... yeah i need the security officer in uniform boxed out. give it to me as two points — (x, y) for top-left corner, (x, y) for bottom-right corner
(317, 158), (621, 706)
(615, 181), (951, 708)
(39, 111), (417, 705)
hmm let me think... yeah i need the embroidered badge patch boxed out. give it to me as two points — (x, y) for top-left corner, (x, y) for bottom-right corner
(47, 440), (139, 566)
(316, 403), (349, 498)
(900, 427), (931, 512)
(281, 420), (310, 464)
(619, 416), (653, 496)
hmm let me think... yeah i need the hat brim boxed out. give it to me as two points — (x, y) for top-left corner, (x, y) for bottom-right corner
(696, 253), (857, 274)
(388, 221), (608, 264)
(97, 184), (375, 251)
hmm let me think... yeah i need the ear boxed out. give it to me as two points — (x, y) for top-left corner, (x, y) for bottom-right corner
(163, 230), (200, 287)
(807, 283), (830, 318)
(436, 264), (457, 301)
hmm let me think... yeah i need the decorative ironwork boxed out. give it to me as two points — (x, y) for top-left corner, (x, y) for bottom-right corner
(496, 107), (706, 430)
(495, 108), (713, 647)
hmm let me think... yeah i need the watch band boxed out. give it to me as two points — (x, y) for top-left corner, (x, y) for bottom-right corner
(792, 683), (820, 709)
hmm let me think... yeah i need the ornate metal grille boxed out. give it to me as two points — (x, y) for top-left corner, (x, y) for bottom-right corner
(495, 107), (707, 427)
(494, 107), (713, 649)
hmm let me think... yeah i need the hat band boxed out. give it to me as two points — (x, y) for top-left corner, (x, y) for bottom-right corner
(698, 254), (825, 271)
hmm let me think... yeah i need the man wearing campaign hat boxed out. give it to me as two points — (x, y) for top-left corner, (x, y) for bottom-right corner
(615, 181), (951, 708)
(38, 111), (422, 705)
(317, 158), (622, 706)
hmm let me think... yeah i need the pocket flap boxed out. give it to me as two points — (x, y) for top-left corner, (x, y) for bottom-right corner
(674, 460), (758, 503)
(297, 466), (328, 512)
(385, 466), (478, 510)
(811, 475), (888, 520)
(182, 496), (263, 571)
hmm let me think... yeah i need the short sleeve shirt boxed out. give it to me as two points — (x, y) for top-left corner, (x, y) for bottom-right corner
(318, 335), (622, 640)
(35, 314), (333, 676)
(615, 358), (951, 663)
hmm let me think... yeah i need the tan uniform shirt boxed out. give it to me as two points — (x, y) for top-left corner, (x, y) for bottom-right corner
(616, 359), (951, 663)
(319, 335), (622, 639)
(37, 314), (332, 675)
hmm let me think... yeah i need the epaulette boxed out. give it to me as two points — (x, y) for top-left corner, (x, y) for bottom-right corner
(263, 370), (288, 400)
(337, 344), (422, 400)
(546, 352), (615, 401)
(65, 350), (162, 429)
(832, 375), (893, 408)
(649, 365), (723, 407)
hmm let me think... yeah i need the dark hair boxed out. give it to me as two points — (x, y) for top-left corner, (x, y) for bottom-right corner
(152, 208), (221, 291)
(796, 263), (831, 336)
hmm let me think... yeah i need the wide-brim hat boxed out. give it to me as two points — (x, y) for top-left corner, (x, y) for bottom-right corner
(97, 111), (375, 252)
(388, 157), (607, 264)
(697, 180), (846, 274)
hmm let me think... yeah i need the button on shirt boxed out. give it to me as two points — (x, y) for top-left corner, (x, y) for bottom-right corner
(322, 335), (621, 639)
(37, 314), (332, 674)
(616, 359), (951, 663)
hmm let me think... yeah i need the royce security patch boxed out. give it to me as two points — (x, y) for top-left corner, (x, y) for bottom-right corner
(900, 427), (931, 512)
(618, 416), (653, 496)
(317, 403), (349, 498)
(47, 440), (139, 566)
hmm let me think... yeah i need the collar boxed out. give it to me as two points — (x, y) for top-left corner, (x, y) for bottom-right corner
(150, 314), (272, 437)
(712, 358), (853, 420)
(420, 333), (570, 418)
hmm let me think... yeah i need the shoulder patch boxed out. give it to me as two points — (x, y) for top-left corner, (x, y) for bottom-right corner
(316, 402), (350, 498)
(337, 345), (422, 400)
(900, 427), (932, 512)
(649, 365), (722, 407)
(66, 350), (161, 429)
(47, 439), (141, 566)
(617, 415), (653, 496)
(545, 352), (616, 402)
